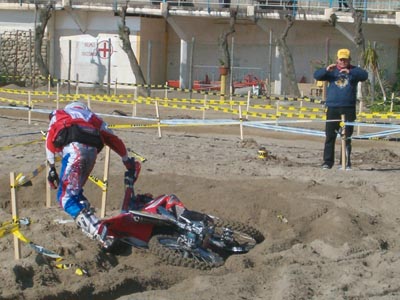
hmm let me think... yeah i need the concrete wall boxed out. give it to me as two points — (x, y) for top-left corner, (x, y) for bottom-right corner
(166, 15), (400, 86)
(139, 17), (167, 85)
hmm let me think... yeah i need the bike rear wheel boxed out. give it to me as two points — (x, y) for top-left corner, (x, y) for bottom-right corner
(149, 234), (224, 270)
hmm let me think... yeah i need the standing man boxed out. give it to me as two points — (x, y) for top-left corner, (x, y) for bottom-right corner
(314, 48), (368, 170)
(46, 101), (139, 247)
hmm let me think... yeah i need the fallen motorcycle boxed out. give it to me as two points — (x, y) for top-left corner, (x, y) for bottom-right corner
(98, 165), (264, 270)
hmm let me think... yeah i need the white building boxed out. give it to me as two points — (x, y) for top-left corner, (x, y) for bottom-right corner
(0, 0), (399, 93)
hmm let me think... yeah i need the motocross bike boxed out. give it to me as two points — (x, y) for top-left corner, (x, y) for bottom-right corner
(98, 166), (264, 270)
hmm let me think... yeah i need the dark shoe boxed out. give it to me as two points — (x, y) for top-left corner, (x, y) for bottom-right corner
(322, 163), (332, 170)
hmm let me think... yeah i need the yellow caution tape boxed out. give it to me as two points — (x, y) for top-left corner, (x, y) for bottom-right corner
(129, 149), (147, 162)
(13, 163), (46, 188)
(0, 139), (43, 151)
(88, 175), (107, 190)
(0, 219), (20, 238)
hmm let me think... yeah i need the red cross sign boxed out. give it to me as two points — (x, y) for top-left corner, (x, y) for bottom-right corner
(96, 40), (113, 59)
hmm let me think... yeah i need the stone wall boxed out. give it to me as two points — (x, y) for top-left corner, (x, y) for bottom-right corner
(0, 30), (48, 86)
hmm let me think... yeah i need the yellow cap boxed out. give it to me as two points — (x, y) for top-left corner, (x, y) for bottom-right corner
(337, 48), (350, 59)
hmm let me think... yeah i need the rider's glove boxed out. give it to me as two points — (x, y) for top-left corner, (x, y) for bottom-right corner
(47, 167), (59, 189)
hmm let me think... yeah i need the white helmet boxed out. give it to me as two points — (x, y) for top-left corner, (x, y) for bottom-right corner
(65, 101), (89, 111)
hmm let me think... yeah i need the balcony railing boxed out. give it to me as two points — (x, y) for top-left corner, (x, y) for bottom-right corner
(0, 0), (398, 15)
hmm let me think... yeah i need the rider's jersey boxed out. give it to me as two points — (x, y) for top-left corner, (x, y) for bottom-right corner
(46, 102), (128, 165)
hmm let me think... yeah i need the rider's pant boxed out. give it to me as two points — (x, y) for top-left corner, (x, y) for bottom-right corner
(57, 142), (97, 218)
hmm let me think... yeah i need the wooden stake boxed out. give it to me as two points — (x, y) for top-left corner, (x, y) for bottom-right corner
(46, 163), (51, 208)
(100, 146), (110, 218)
(75, 73), (79, 95)
(202, 94), (207, 120)
(246, 90), (251, 120)
(164, 81), (168, 100)
(56, 82), (60, 110)
(357, 99), (363, 136)
(155, 100), (162, 138)
(133, 88), (138, 117)
(10, 172), (21, 260)
(132, 101), (137, 117)
(47, 75), (51, 99)
(390, 92), (394, 112)
(341, 114), (346, 171)
(28, 91), (31, 125)
(239, 105), (243, 140)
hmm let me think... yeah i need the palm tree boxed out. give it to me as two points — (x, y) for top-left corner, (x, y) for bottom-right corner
(363, 42), (387, 103)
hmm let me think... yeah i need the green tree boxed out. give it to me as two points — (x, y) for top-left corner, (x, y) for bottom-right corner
(363, 42), (387, 102)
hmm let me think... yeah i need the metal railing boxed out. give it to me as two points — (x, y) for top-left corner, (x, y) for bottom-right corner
(0, 0), (398, 12)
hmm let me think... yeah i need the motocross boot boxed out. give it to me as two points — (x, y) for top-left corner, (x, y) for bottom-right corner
(75, 209), (113, 248)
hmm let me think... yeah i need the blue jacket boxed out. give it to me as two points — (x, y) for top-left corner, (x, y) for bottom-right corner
(314, 65), (368, 107)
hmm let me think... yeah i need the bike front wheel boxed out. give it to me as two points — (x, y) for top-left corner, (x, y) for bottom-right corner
(149, 234), (224, 270)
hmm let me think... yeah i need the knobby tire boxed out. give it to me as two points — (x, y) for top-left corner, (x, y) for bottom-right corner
(149, 234), (224, 270)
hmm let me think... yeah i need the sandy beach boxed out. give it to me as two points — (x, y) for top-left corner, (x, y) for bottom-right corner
(1, 89), (400, 300)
